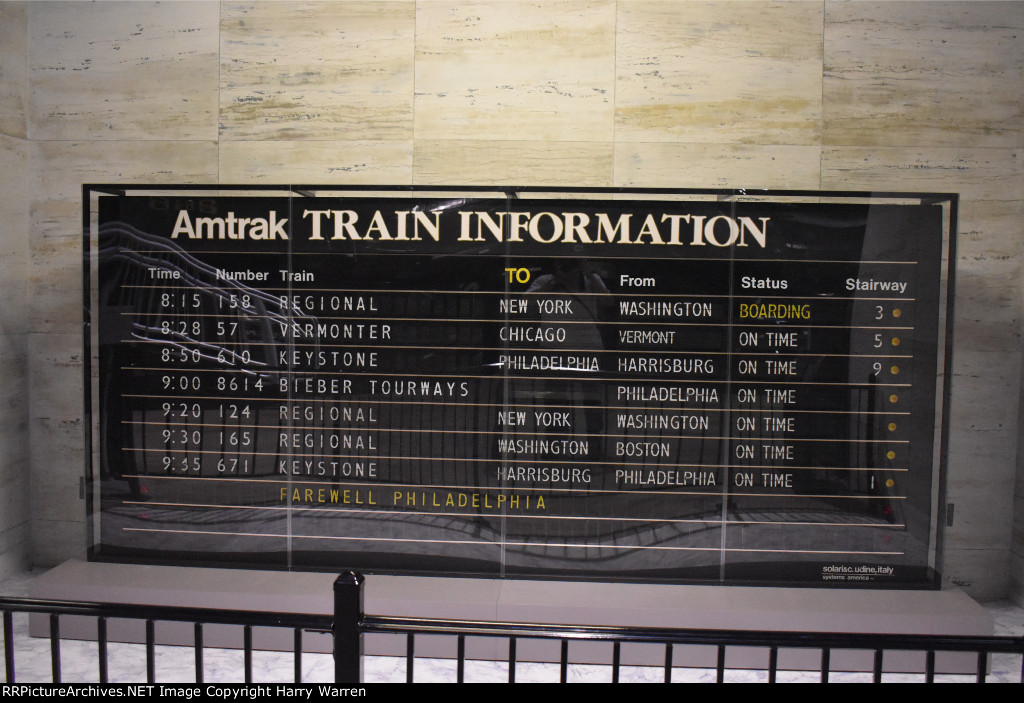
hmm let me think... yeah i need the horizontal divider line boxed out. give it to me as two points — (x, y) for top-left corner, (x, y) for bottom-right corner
(127, 423), (910, 444)
(127, 313), (918, 330)
(123, 393), (913, 414)
(128, 340), (918, 358)
(120, 500), (906, 528)
(127, 367), (915, 387)
(120, 527), (906, 555)
(121, 473), (910, 495)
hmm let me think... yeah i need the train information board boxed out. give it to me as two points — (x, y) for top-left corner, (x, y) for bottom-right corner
(85, 187), (956, 587)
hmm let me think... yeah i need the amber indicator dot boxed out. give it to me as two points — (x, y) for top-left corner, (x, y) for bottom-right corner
(885, 479), (895, 488)
(890, 365), (900, 375)
(888, 422), (897, 431)
(889, 394), (899, 403)
(891, 337), (900, 346)
(886, 450), (896, 460)
(893, 309), (902, 318)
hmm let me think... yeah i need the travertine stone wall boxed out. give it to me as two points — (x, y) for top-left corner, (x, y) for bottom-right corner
(0, 1), (30, 579)
(25, 1), (221, 571)
(6, 1), (1022, 599)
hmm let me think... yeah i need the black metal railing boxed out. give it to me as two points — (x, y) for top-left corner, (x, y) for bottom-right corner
(3, 572), (1024, 683)
(0, 596), (334, 684)
(356, 615), (1024, 683)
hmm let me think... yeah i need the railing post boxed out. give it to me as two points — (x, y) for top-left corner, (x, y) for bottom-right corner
(333, 571), (365, 684)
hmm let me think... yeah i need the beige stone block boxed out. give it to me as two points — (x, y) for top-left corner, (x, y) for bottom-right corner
(951, 274), (1021, 353)
(31, 414), (84, 477)
(615, 1), (823, 145)
(0, 135), (29, 335)
(0, 2), (27, 139)
(28, 332), (85, 565)
(28, 332), (83, 425)
(31, 519), (86, 567)
(30, 140), (218, 332)
(944, 439), (1012, 472)
(1010, 550), (1024, 607)
(944, 521), (1013, 564)
(614, 143), (821, 189)
(948, 350), (1021, 434)
(220, 1), (415, 140)
(28, 234), (81, 336)
(31, 446), (83, 511)
(31, 142), (218, 204)
(0, 462), (29, 539)
(1020, 361), (1024, 456)
(415, 1), (615, 142)
(1007, 489), (1024, 556)
(944, 349), (1020, 566)
(28, 1), (219, 140)
(954, 202), (1024, 276)
(1020, 374), (1024, 559)
(821, 146), (1023, 271)
(941, 547), (1010, 600)
(824, 1), (1024, 147)
(414, 140), (612, 186)
(947, 429), (1018, 473)
(0, 522), (29, 577)
(821, 147), (1023, 201)
(221, 140), (413, 183)
(0, 338), (28, 464)
(944, 452), (1014, 550)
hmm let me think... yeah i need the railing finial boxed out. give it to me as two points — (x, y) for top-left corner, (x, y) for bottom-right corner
(333, 571), (365, 683)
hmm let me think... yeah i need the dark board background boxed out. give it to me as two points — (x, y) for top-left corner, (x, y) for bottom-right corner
(85, 187), (955, 587)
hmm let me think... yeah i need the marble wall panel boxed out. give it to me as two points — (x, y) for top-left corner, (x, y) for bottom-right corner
(0, 2), (27, 139)
(822, 147), (1023, 352)
(1017, 377), (1024, 603)
(30, 519), (84, 567)
(953, 273), (1021, 354)
(220, 1), (415, 141)
(30, 439), (82, 522)
(220, 141), (413, 183)
(1015, 489), (1024, 559)
(0, 520), (29, 577)
(954, 202), (1024, 279)
(414, 1), (615, 142)
(0, 334), (29, 575)
(0, 340), (29, 464)
(615, 1), (823, 145)
(1016, 142), (1024, 604)
(821, 147), (1023, 201)
(945, 449), (1015, 552)
(0, 135), (29, 336)
(0, 130), (29, 579)
(1011, 551), (1024, 607)
(27, 140), (216, 566)
(613, 143), (821, 188)
(0, 462), (30, 544)
(414, 140), (612, 186)
(29, 140), (218, 333)
(943, 350), (1021, 577)
(943, 546), (1009, 599)
(947, 356), (1021, 454)
(28, 1), (220, 141)
(28, 332), (84, 566)
(824, 2), (1024, 147)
